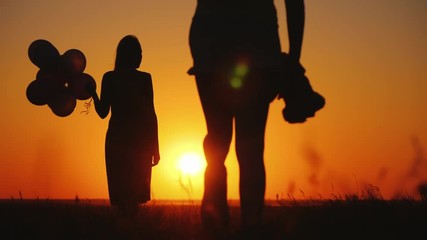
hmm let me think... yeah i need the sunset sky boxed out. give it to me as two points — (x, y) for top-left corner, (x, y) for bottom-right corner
(1, 0), (426, 201)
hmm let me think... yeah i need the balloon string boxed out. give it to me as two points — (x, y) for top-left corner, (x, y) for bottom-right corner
(80, 98), (93, 115)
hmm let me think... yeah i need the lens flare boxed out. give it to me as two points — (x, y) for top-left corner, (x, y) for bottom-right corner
(230, 77), (243, 88)
(230, 61), (249, 89)
(235, 63), (249, 77)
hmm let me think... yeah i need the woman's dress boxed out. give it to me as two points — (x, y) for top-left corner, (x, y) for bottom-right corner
(102, 70), (159, 206)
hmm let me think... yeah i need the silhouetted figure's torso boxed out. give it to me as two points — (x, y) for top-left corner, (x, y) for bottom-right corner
(190, 0), (281, 78)
(106, 71), (156, 134)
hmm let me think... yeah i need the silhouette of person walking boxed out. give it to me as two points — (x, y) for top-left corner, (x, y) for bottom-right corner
(188, 0), (324, 237)
(90, 35), (160, 214)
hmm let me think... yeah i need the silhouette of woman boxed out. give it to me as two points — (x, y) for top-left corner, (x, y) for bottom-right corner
(90, 35), (160, 213)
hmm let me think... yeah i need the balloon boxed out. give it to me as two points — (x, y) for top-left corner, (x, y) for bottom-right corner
(48, 89), (76, 117)
(27, 39), (94, 117)
(68, 73), (96, 100)
(62, 49), (86, 75)
(36, 69), (69, 88)
(26, 80), (58, 106)
(28, 39), (60, 70)
(36, 69), (55, 81)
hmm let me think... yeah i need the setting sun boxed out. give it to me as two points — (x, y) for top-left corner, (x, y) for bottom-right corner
(177, 152), (205, 176)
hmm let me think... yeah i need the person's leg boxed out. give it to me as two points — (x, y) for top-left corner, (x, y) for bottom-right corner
(196, 74), (233, 233)
(235, 99), (270, 229)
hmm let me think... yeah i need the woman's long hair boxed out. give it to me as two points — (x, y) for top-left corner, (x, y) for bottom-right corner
(114, 35), (142, 70)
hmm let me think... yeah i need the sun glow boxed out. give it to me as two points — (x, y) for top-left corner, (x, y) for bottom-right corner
(177, 152), (205, 176)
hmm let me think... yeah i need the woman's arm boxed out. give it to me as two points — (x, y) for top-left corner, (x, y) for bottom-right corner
(147, 74), (160, 166)
(151, 114), (160, 166)
(90, 73), (111, 119)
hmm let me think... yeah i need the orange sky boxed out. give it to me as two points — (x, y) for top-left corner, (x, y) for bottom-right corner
(1, 0), (426, 201)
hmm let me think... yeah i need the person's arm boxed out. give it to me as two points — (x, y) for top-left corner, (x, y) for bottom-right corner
(151, 114), (160, 166)
(90, 73), (111, 119)
(285, 0), (305, 62)
(147, 74), (160, 166)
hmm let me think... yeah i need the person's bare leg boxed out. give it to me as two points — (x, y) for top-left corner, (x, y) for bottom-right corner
(235, 99), (269, 235)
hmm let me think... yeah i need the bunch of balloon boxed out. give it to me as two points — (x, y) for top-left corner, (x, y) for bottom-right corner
(26, 39), (96, 117)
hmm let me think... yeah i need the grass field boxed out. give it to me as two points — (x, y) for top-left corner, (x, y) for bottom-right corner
(1, 198), (426, 239)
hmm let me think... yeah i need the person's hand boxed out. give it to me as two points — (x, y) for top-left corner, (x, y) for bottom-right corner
(152, 155), (160, 167)
(277, 52), (305, 100)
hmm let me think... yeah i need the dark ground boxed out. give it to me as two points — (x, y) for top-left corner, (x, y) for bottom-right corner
(1, 199), (426, 240)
